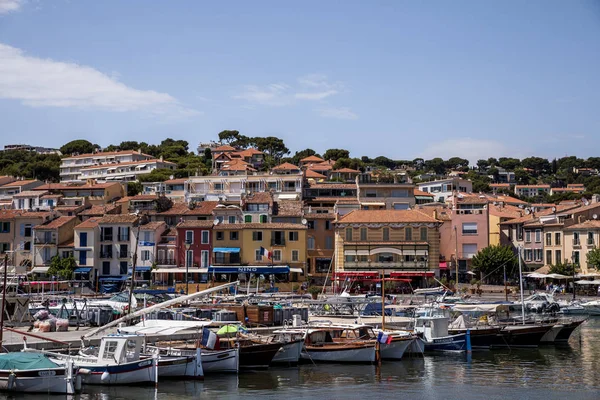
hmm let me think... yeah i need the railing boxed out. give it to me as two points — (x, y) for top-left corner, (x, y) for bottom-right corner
(34, 238), (56, 245)
(155, 259), (176, 265)
(574, 239), (581, 246)
(99, 252), (113, 259)
(117, 235), (130, 242)
(100, 236), (113, 242)
(118, 252), (129, 259)
(271, 238), (286, 246)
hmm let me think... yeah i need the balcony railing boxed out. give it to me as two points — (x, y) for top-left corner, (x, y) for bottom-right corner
(99, 252), (113, 259)
(574, 239), (581, 246)
(155, 258), (176, 265)
(117, 235), (130, 242)
(271, 238), (286, 246)
(100, 236), (113, 242)
(118, 252), (129, 259)
(34, 238), (56, 245)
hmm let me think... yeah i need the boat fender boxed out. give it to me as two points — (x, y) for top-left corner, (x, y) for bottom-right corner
(7, 371), (16, 390)
(78, 368), (91, 375)
(75, 374), (83, 391)
(101, 371), (110, 382)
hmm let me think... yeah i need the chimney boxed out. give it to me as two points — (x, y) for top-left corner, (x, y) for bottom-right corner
(592, 194), (600, 204)
(433, 209), (438, 220)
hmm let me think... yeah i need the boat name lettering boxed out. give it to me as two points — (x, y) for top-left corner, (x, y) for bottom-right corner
(139, 360), (153, 367)
(435, 338), (453, 344)
(38, 370), (56, 377)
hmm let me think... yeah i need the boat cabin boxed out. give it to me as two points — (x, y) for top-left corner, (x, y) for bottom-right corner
(97, 335), (144, 365)
(414, 316), (450, 340)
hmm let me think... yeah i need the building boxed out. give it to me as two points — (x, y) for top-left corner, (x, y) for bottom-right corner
(12, 191), (51, 211)
(59, 150), (155, 182)
(176, 220), (214, 282)
(550, 186), (586, 195)
(141, 178), (187, 201)
(514, 184), (551, 198)
(414, 189), (435, 205)
(418, 178), (472, 203)
(74, 217), (101, 284)
(334, 210), (441, 286)
(488, 203), (523, 246)
(358, 179), (415, 210)
(563, 220), (600, 273)
(34, 182), (124, 206)
(0, 180), (44, 208)
(304, 209), (335, 284)
(32, 216), (79, 275)
(96, 214), (139, 278)
(79, 157), (176, 183)
(134, 221), (168, 283)
(2, 144), (61, 155)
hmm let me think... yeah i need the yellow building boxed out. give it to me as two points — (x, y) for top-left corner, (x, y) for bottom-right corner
(210, 223), (307, 282)
(563, 220), (600, 274)
(488, 203), (523, 246)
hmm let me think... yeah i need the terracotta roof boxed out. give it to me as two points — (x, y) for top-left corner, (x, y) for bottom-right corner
(415, 206), (452, 221)
(489, 204), (523, 219)
(272, 162), (300, 171)
(40, 194), (63, 199)
(0, 179), (41, 188)
(165, 178), (187, 185)
(162, 227), (177, 236)
(481, 194), (528, 205)
(307, 183), (356, 189)
(552, 188), (585, 192)
(76, 218), (101, 229)
(232, 148), (263, 158)
(98, 215), (138, 224)
(346, 241), (429, 246)
(515, 184), (551, 189)
(244, 192), (273, 205)
(63, 150), (152, 160)
(414, 189), (434, 197)
(568, 183), (585, 187)
(186, 201), (219, 216)
(80, 159), (175, 170)
(305, 169), (327, 179)
(274, 200), (303, 217)
(220, 159), (256, 172)
(336, 199), (360, 204)
(35, 182), (121, 191)
(490, 183), (510, 188)
(300, 155), (325, 163)
(36, 216), (77, 230)
(78, 204), (120, 216)
(454, 195), (489, 205)
(213, 145), (237, 152)
(116, 196), (131, 203)
(337, 210), (439, 224)
(0, 210), (23, 219)
(16, 211), (52, 220)
(305, 213), (336, 220)
(564, 220), (600, 230)
(157, 202), (191, 216)
(308, 162), (333, 171)
(139, 221), (167, 231)
(13, 190), (48, 198)
(176, 220), (215, 228)
(333, 168), (360, 173)
(214, 223), (307, 230)
(58, 240), (74, 247)
(55, 205), (85, 212)
(131, 194), (158, 201)
(500, 204), (579, 225)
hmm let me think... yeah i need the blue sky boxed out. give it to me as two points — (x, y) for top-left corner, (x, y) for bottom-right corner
(1, 0), (599, 163)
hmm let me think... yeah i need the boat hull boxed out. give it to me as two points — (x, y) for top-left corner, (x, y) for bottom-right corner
(271, 339), (303, 365)
(380, 338), (413, 360)
(540, 325), (563, 344)
(448, 327), (503, 349)
(157, 355), (203, 379)
(554, 319), (586, 343)
(164, 347), (239, 374)
(301, 343), (376, 363)
(496, 325), (550, 348)
(239, 342), (282, 369)
(422, 333), (466, 352)
(81, 359), (156, 385)
(0, 367), (77, 394)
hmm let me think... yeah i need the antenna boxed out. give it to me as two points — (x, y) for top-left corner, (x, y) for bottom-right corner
(301, 218), (308, 225)
(593, 214), (598, 220)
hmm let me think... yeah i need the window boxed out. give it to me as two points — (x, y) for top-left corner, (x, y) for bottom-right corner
(228, 216), (236, 224)
(393, 203), (410, 210)
(142, 231), (151, 242)
(420, 227), (428, 241)
(186, 250), (193, 267)
(405, 227), (412, 241)
(360, 228), (367, 241)
(346, 228), (353, 241)
(255, 249), (262, 261)
(102, 261), (110, 275)
(141, 250), (150, 261)
(119, 244), (128, 258)
(288, 231), (298, 241)
(100, 227), (113, 241)
(119, 262), (128, 275)
(79, 250), (87, 266)
(525, 230), (531, 243)
(23, 224), (32, 238)
(535, 230), (541, 243)
(325, 221), (331, 230)
(244, 215), (252, 223)
(230, 231), (239, 240)
(252, 231), (263, 241)
(391, 189), (408, 197)
(100, 244), (113, 258)
(102, 341), (119, 361)
(216, 231), (224, 240)
(80, 232), (88, 247)
(545, 233), (552, 246)
(118, 227), (130, 242)
(214, 183), (223, 191)
(185, 230), (194, 244)
(573, 232), (580, 246)
(291, 250), (299, 262)
(272, 231), (285, 245)
(307, 220), (315, 229)
(524, 249), (533, 262)
(307, 236), (315, 249)
(260, 214), (268, 223)
(378, 253), (394, 262)
(462, 223), (478, 235)
(201, 250), (209, 267)
(345, 255), (355, 263)
(573, 251), (580, 265)
(555, 232), (561, 245)
(325, 236), (333, 249)
(546, 250), (552, 265)
(273, 250), (282, 262)
(517, 226), (523, 241)
(555, 250), (562, 264)
(588, 232), (594, 245)
(534, 249), (543, 262)
(383, 228), (390, 241)
(201, 231), (209, 244)
(462, 244), (477, 259)
(1, 222), (10, 233)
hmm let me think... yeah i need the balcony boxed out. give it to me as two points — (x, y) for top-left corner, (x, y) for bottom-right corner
(100, 235), (113, 242)
(118, 252), (129, 259)
(34, 238), (56, 245)
(99, 252), (113, 259)
(117, 235), (130, 242)
(155, 258), (176, 265)
(271, 238), (286, 246)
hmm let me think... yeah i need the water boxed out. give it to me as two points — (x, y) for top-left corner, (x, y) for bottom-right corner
(4, 318), (600, 399)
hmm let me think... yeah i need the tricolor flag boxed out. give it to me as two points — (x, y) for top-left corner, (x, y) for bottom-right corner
(377, 331), (393, 345)
(201, 328), (219, 350)
(259, 246), (272, 260)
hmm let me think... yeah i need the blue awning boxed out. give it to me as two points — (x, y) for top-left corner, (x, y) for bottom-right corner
(74, 267), (92, 273)
(99, 275), (128, 281)
(208, 265), (290, 274)
(213, 247), (241, 253)
(135, 266), (151, 272)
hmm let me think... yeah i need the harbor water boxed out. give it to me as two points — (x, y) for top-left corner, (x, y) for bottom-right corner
(2, 318), (600, 400)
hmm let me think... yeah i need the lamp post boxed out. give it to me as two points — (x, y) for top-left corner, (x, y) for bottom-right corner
(185, 242), (191, 295)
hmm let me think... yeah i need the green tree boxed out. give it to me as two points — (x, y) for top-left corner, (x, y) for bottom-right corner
(514, 168), (530, 185)
(291, 148), (319, 165)
(203, 148), (212, 160)
(477, 159), (490, 171)
(373, 156), (396, 169)
(60, 140), (99, 155)
(48, 255), (78, 280)
(424, 158), (446, 175)
(137, 169), (175, 182)
(127, 181), (143, 196)
(218, 130), (241, 144)
(253, 136), (289, 165)
(445, 157), (470, 170)
(412, 158), (425, 170)
(521, 156), (551, 177)
(586, 248), (600, 271)
(471, 245), (518, 284)
(549, 262), (576, 276)
(323, 148), (350, 161)
(498, 157), (521, 171)
(334, 158), (365, 172)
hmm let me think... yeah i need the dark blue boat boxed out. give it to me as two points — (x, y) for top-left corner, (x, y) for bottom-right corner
(414, 316), (467, 352)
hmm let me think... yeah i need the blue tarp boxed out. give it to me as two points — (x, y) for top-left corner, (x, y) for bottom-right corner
(213, 247), (241, 253)
(74, 267), (92, 273)
(134, 266), (151, 272)
(208, 265), (290, 274)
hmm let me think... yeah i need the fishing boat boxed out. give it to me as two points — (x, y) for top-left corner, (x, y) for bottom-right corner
(301, 327), (376, 363)
(269, 329), (305, 364)
(414, 315), (467, 352)
(0, 353), (81, 394)
(372, 329), (416, 360)
(218, 337), (282, 369)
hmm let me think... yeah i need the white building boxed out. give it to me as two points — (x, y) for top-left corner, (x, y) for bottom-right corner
(418, 178), (473, 203)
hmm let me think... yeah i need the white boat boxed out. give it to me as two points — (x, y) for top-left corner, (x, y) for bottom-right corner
(373, 329), (416, 360)
(270, 330), (304, 364)
(414, 316), (466, 352)
(0, 353), (81, 394)
(581, 300), (600, 316)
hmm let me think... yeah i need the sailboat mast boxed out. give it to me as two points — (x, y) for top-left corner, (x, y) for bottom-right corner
(518, 246), (525, 325)
(0, 253), (8, 349)
(381, 273), (385, 331)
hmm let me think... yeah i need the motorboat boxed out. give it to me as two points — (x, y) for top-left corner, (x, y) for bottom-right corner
(581, 300), (600, 315)
(0, 353), (81, 394)
(414, 315), (467, 352)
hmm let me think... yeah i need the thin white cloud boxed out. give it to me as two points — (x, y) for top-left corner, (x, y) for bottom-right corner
(0, 42), (199, 118)
(318, 107), (358, 120)
(232, 83), (291, 106)
(420, 138), (514, 165)
(295, 90), (338, 100)
(0, 0), (23, 14)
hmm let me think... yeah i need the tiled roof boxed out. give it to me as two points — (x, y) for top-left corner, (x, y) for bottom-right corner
(36, 216), (77, 230)
(214, 223), (307, 230)
(176, 220), (215, 228)
(213, 145), (237, 152)
(564, 220), (600, 230)
(40, 194), (63, 199)
(63, 150), (152, 160)
(336, 199), (360, 204)
(490, 183), (510, 188)
(232, 148), (263, 157)
(415, 206), (452, 221)
(482, 194), (528, 205)
(274, 200), (303, 217)
(165, 178), (187, 184)
(157, 202), (191, 216)
(515, 184), (551, 189)
(116, 196), (131, 203)
(131, 194), (158, 201)
(16, 211), (52, 220)
(13, 190), (47, 198)
(78, 204), (120, 216)
(186, 201), (219, 216)
(305, 213), (336, 220)
(0, 179), (41, 188)
(58, 240), (75, 247)
(305, 169), (327, 179)
(300, 155), (325, 163)
(220, 159), (256, 172)
(308, 162), (333, 171)
(76, 218), (101, 229)
(0, 210), (23, 220)
(139, 221), (167, 231)
(244, 192), (273, 205)
(35, 182), (121, 191)
(307, 183), (356, 189)
(414, 189), (434, 197)
(454, 195), (489, 205)
(489, 204), (523, 219)
(337, 210), (439, 224)
(162, 227), (177, 236)
(272, 162), (300, 171)
(500, 204), (579, 225)
(98, 215), (138, 224)
(333, 168), (360, 173)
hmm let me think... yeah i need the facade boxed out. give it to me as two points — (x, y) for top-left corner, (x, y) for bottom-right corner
(59, 150), (154, 182)
(418, 178), (472, 203)
(74, 217), (101, 281)
(32, 216), (79, 273)
(0, 180), (44, 205)
(141, 178), (187, 201)
(34, 182), (124, 206)
(305, 212), (335, 284)
(79, 158), (176, 182)
(12, 191), (51, 211)
(514, 184), (551, 198)
(358, 182), (415, 210)
(96, 214), (139, 277)
(176, 219), (213, 275)
(563, 220), (600, 273)
(334, 210), (441, 285)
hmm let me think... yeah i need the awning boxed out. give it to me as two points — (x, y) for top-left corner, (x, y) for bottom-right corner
(278, 194), (298, 200)
(344, 250), (370, 256)
(151, 268), (208, 274)
(134, 266), (151, 272)
(135, 164), (147, 169)
(361, 202), (385, 206)
(439, 262), (448, 269)
(290, 267), (303, 274)
(335, 271), (378, 279)
(99, 276), (128, 281)
(208, 265), (290, 274)
(390, 271), (434, 277)
(29, 266), (49, 274)
(213, 247), (241, 253)
(74, 267), (92, 273)
(415, 195), (434, 200)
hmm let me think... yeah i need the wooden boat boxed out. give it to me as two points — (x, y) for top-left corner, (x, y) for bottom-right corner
(373, 329), (418, 360)
(553, 318), (586, 343)
(0, 353), (81, 394)
(301, 327), (376, 363)
(143, 347), (203, 379)
(269, 330), (305, 364)
(218, 337), (281, 369)
(497, 324), (552, 348)
(149, 345), (239, 374)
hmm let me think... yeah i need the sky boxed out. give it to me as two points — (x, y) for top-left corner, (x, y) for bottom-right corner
(1, 0), (599, 164)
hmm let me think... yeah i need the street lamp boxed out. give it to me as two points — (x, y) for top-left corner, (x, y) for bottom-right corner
(185, 242), (191, 295)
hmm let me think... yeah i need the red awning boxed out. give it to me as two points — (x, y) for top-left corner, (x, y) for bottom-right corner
(390, 271), (434, 277)
(439, 262), (448, 269)
(335, 271), (379, 279)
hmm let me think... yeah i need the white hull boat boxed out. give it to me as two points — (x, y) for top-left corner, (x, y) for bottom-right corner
(155, 350), (203, 379)
(164, 347), (239, 374)
(582, 300), (600, 316)
(380, 337), (413, 360)
(272, 339), (304, 364)
(0, 354), (80, 394)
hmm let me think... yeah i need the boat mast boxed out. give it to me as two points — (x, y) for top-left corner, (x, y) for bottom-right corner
(381, 272), (385, 331)
(518, 245), (525, 325)
(127, 218), (141, 318)
(0, 253), (8, 350)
